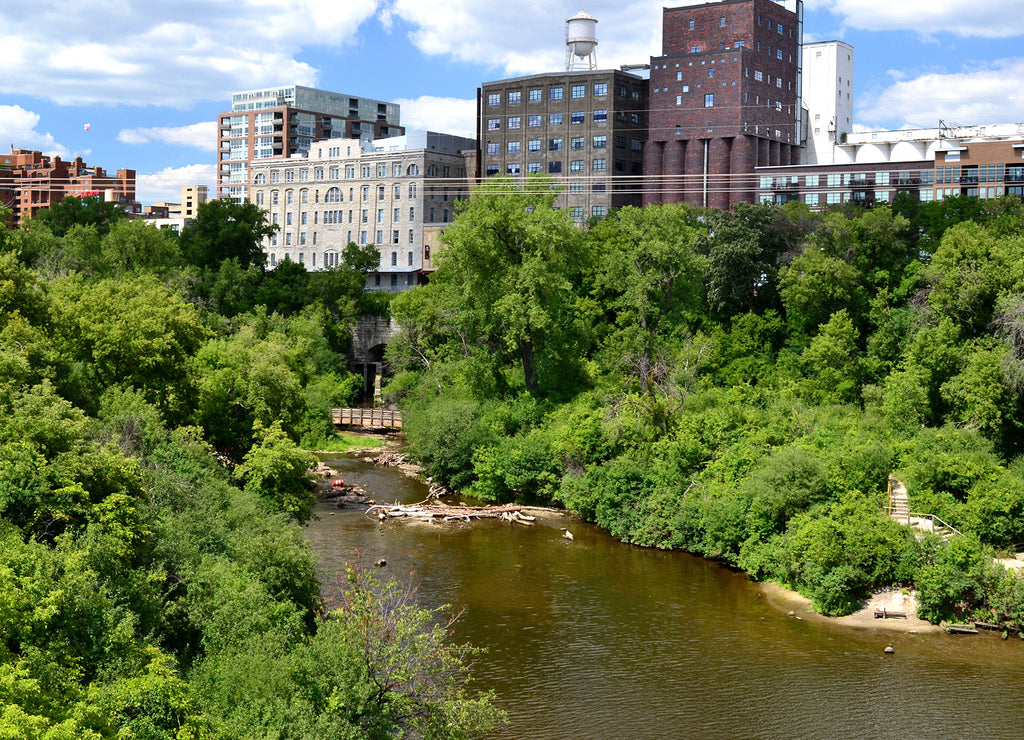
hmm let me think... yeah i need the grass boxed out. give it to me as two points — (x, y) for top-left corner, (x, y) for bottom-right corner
(307, 430), (389, 453)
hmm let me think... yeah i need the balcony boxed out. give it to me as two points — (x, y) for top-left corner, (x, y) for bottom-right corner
(894, 177), (920, 186)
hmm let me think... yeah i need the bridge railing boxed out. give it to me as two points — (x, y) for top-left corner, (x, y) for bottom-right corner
(332, 408), (403, 429)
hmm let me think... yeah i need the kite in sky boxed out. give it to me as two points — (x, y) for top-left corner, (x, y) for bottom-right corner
(83, 123), (91, 131)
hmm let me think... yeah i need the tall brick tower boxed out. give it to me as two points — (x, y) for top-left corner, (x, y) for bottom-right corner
(644, 0), (803, 209)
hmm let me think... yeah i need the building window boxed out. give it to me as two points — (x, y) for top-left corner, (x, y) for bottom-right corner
(549, 113), (563, 125)
(571, 136), (585, 150)
(528, 139), (541, 152)
(486, 165), (499, 177)
(571, 111), (585, 124)
(391, 252), (397, 266)
(777, 49), (783, 60)
(708, 68), (714, 78)
(529, 88), (542, 101)
(615, 136), (626, 149)
(688, 20), (695, 30)
(508, 116), (521, 129)
(593, 109), (607, 122)
(569, 182), (584, 193)
(487, 142), (499, 155)
(594, 82), (608, 96)
(571, 84), (586, 98)
(593, 135), (606, 148)
(528, 162), (541, 174)
(593, 205), (607, 217)
(487, 93), (500, 106)
(549, 138), (563, 151)
(720, 16), (726, 26)
(549, 161), (562, 173)
(569, 206), (584, 220)
(592, 158), (606, 172)
(550, 87), (563, 100)
(508, 91), (521, 104)
(507, 163), (521, 175)
(570, 160), (583, 172)
(529, 114), (542, 127)
(805, 174), (819, 187)
(508, 141), (521, 154)
(704, 94), (714, 107)
(690, 45), (701, 53)
(487, 118), (500, 130)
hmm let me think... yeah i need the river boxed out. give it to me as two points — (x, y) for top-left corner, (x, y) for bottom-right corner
(304, 453), (1024, 740)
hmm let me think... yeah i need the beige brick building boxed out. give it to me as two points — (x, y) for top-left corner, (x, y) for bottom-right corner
(249, 132), (474, 290)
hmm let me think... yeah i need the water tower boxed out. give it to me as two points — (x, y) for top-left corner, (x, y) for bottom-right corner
(565, 10), (598, 71)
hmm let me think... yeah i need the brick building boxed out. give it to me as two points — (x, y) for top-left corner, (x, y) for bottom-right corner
(645, 0), (803, 209)
(249, 131), (474, 290)
(0, 149), (136, 228)
(477, 69), (648, 221)
(217, 85), (404, 202)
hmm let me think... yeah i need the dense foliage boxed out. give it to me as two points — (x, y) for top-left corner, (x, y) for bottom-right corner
(0, 199), (503, 738)
(389, 179), (1024, 623)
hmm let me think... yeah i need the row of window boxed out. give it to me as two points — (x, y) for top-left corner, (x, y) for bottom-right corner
(486, 159), (641, 176)
(487, 83), (609, 106)
(251, 162), (457, 185)
(255, 183), (437, 207)
(486, 110), (609, 130)
(488, 136), (645, 154)
(266, 251), (419, 270)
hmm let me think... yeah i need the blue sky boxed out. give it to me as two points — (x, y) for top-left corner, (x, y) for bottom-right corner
(3, 0), (1023, 204)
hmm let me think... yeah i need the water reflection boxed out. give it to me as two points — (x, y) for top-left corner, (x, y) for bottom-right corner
(304, 455), (1024, 740)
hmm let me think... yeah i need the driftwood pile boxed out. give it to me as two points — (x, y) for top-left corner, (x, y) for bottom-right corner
(366, 502), (537, 525)
(368, 451), (407, 467)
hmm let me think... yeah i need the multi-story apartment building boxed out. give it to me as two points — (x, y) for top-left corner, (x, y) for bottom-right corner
(0, 148), (136, 228)
(249, 131), (475, 290)
(801, 40), (854, 165)
(217, 85), (403, 202)
(181, 184), (208, 218)
(477, 69), (649, 221)
(756, 125), (1024, 207)
(645, 0), (803, 209)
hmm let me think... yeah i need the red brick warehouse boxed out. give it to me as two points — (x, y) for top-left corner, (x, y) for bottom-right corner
(644, 0), (803, 209)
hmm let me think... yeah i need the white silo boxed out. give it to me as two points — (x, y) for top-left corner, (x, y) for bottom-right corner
(566, 10), (598, 71)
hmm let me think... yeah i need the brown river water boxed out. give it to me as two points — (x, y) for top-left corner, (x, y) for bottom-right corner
(303, 453), (1024, 740)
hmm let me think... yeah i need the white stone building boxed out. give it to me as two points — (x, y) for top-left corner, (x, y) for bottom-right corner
(249, 131), (474, 291)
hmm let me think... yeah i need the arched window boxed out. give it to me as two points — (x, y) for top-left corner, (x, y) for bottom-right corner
(255, 192), (264, 206)
(253, 173), (266, 185)
(271, 190), (279, 205)
(325, 187), (342, 203)
(427, 165), (438, 178)
(406, 164), (419, 176)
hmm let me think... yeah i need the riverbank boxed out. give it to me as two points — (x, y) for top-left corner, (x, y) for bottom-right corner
(760, 581), (944, 633)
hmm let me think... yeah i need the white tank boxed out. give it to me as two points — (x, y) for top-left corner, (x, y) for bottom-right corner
(567, 10), (598, 59)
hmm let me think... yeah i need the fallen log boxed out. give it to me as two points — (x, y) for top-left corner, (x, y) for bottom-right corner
(366, 502), (529, 522)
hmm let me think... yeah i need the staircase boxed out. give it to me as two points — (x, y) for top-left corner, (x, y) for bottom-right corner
(887, 475), (962, 543)
(887, 476), (910, 525)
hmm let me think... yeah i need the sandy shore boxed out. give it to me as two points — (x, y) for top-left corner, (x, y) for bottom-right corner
(759, 581), (944, 634)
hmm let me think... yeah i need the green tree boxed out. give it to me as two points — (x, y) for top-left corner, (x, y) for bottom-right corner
(234, 420), (317, 523)
(179, 199), (276, 271)
(429, 177), (592, 396)
(30, 195), (124, 238)
(592, 204), (707, 395)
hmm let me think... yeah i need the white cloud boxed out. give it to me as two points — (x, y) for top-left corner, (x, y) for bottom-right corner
(857, 58), (1024, 128)
(0, 105), (70, 158)
(390, 0), (663, 77)
(0, 0), (381, 107)
(135, 163), (217, 204)
(392, 96), (477, 139)
(117, 122), (217, 151)
(808, 0), (1024, 37)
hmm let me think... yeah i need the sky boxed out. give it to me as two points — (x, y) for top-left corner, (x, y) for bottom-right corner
(3, 0), (1024, 204)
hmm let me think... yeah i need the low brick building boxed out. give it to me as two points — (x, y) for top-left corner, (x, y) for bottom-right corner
(0, 149), (136, 228)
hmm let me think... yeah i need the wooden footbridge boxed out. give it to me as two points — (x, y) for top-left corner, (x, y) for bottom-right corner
(332, 408), (403, 429)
